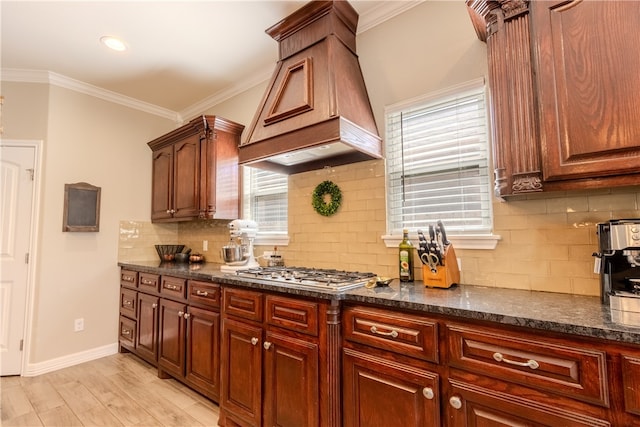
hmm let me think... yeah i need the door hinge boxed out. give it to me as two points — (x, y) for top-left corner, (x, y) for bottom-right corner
(25, 253), (29, 264)
(20, 339), (24, 351)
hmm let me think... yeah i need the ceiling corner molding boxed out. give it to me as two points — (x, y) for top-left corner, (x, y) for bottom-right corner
(1, 68), (181, 123)
(179, 68), (273, 120)
(357, 0), (425, 34)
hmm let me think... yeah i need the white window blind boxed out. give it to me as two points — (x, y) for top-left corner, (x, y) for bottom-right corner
(243, 167), (288, 233)
(386, 79), (492, 235)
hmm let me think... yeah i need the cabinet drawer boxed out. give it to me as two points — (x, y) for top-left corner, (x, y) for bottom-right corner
(188, 280), (220, 308)
(223, 288), (263, 322)
(446, 323), (609, 407)
(120, 269), (138, 288)
(160, 276), (186, 299)
(119, 315), (136, 348)
(120, 288), (137, 318)
(343, 306), (439, 363)
(139, 273), (160, 293)
(265, 295), (318, 336)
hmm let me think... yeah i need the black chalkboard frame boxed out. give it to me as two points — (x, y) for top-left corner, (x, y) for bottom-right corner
(63, 182), (101, 232)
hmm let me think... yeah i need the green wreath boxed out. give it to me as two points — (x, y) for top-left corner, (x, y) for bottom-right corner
(312, 180), (342, 216)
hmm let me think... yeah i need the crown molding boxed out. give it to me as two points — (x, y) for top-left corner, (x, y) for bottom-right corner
(1, 69), (181, 123)
(1, 1), (423, 122)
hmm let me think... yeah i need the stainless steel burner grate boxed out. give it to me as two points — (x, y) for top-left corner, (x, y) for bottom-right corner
(233, 266), (376, 291)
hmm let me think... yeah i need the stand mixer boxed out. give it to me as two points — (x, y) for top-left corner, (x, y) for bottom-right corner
(220, 219), (259, 272)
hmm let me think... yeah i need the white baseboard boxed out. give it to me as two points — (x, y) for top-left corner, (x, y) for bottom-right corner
(22, 342), (119, 377)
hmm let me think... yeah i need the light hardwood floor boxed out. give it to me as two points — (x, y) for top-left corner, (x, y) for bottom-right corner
(1, 353), (220, 426)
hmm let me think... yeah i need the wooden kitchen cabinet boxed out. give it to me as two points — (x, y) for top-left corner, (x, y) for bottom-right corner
(158, 279), (221, 401)
(136, 292), (159, 365)
(148, 115), (244, 222)
(342, 348), (439, 427)
(342, 305), (441, 427)
(466, 0), (640, 196)
(220, 288), (330, 427)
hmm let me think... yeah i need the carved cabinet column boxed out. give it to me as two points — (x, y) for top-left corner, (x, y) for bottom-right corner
(467, 0), (542, 196)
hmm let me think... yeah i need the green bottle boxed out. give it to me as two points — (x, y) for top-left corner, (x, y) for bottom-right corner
(398, 229), (414, 282)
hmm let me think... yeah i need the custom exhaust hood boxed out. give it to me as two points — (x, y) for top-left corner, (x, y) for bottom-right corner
(239, 0), (382, 175)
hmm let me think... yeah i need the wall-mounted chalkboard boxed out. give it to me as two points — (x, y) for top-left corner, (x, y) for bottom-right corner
(63, 182), (101, 232)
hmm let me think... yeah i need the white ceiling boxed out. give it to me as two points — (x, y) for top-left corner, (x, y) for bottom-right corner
(1, 1), (421, 119)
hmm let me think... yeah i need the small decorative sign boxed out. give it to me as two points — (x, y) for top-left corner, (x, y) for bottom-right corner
(312, 180), (342, 216)
(63, 182), (101, 232)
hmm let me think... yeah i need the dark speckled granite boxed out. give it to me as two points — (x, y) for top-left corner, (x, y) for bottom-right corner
(118, 261), (640, 346)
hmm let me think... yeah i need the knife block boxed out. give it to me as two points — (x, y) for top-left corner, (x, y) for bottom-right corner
(422, 244), (460, 288)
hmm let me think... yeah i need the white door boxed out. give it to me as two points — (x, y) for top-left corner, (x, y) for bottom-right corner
(0, 145), (35, 375)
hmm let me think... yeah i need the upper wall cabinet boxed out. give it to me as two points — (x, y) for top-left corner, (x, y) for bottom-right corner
(467, 0), (640, 197)
(148, 116), (244, 222)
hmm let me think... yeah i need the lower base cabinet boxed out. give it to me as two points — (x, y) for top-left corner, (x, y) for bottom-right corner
(445, 378), (610, 427)
(342, 348), (440, 427)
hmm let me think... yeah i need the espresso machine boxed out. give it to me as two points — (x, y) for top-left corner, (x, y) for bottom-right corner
(595, 219), (640, 325)
(220, 219), (259, 272)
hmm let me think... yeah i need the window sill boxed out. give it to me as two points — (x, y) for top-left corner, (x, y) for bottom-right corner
(382, 233), (501, 250)
(254, 233), (290, 247)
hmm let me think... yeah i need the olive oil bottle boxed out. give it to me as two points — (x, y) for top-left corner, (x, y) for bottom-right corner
(398, 228), (414, 282)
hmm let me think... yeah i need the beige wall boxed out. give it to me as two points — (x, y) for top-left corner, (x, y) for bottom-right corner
(4, 81), (175, 365)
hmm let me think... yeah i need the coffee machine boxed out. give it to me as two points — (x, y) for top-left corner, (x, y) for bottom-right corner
(595, 219), (640, 325)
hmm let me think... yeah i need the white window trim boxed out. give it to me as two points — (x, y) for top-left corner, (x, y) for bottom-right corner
(384, 77), (500, 249)
(382, 233), (500, 250)
(254, 233), (290, 247)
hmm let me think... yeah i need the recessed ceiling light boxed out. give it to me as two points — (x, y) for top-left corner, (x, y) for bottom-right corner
(100, 36), (127, 52)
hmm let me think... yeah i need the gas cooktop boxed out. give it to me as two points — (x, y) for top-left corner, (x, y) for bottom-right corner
(232, 266), (377, 291)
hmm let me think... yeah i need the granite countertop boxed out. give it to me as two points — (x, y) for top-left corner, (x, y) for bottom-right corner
(118, 260), (640, 346)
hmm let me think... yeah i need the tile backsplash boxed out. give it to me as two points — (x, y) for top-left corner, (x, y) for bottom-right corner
(118, 161), (639, 297)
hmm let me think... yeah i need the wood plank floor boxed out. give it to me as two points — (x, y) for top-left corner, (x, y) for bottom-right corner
(1, 353), (220, 426)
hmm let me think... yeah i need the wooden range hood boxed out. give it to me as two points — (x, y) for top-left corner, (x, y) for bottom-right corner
(239, 0), (382, 175)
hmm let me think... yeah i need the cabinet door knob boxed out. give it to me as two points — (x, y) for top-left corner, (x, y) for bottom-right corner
(166, 209), (171, 214)
(152, 303), (157, 309)
(263, 341), (272, 350)
(422, 387), (434, 400)
(370, 325), (399, 338)
(251, 337), (259, 346)
(449, 396), (462, 410)
(178, 311), (184, 317)
(183, 313), (190, 319)
(493, 352), (539, 370)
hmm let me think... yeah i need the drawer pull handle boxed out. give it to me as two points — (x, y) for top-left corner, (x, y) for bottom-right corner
(124, 300), (132, 306)
(370, 325), (398, 338)
(493, 352), (539, 370)
(122, 329), (131, 336)
(141, 279), (153, 285)
(123, 276), (134, 282)
(422, 387), (434, 400)
(449, 396), (462, 409)
(165, 284), (179, 290)
(195, 290), (209, 296)
(263, 341), (272, 350)
(251, 337), (259, 346)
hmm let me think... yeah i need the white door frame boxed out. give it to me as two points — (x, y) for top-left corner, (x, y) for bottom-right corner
(1, 139), (43, 376)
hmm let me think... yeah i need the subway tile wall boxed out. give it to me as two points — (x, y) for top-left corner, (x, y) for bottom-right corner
(118, 160), (640, 297)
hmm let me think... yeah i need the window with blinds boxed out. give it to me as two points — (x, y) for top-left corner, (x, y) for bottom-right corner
(242, 167), (288, 233)
(386, 79), (492, 235)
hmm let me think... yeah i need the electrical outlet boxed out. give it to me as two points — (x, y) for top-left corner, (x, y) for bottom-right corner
(203, 240), (208, 252)
(74, 318), (84, 332)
